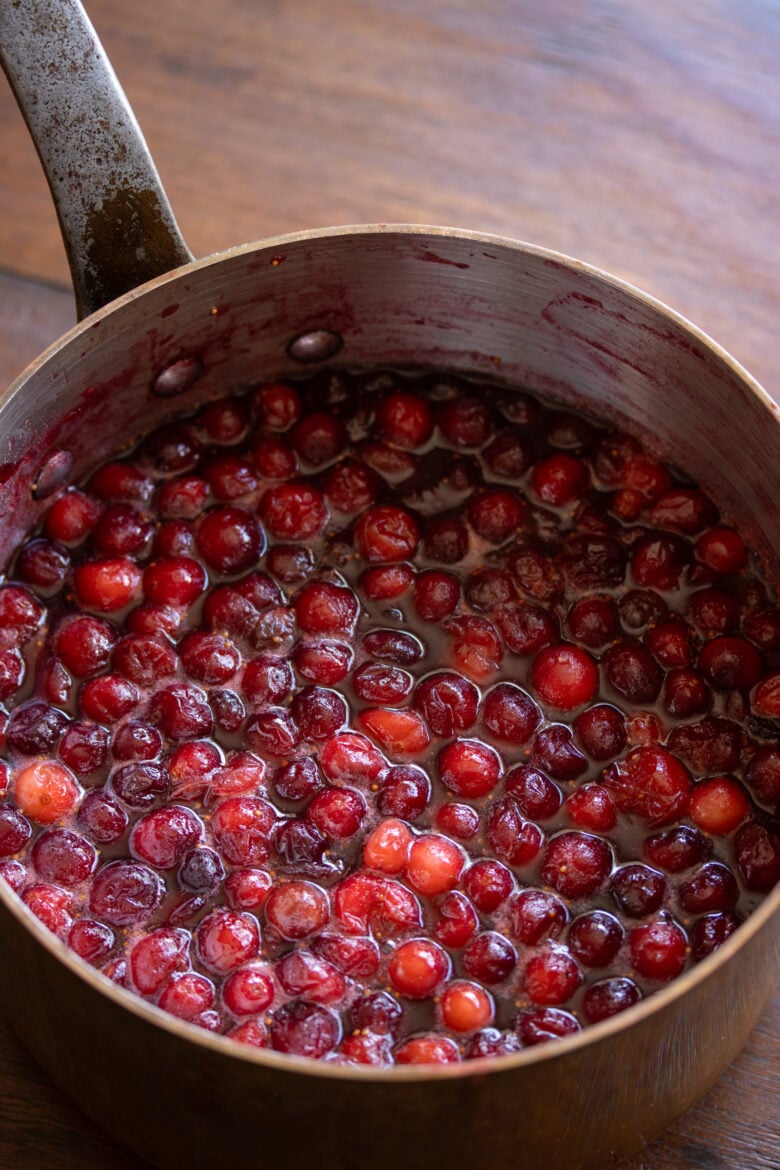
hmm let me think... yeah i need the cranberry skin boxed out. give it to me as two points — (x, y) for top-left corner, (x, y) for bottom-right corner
(510, 889), (568, 945)
(212, 797), (277, 866)
(482, 683), (541, 745)
(530, 644), (598, 710)
(691, 912), (742, 960)
(734, 822), (780, 891)
(603, 746), (692, 825)
(631, 534), (689, 590)
(376, 764), (431, 821)
(320, 732), (386, 786)
(31, 829), (97, 886)
(0, 807), (32, 857)
(196, 908), (260, 973)
(196, 506), (264, 574)
(77, 790), (129, 844)
(698, 636), (763, 691)
(582, 978), (642, 1024)
(414, 571), (460, 621)
(649, 489), (717, 535)
(438, 739), (501, 798)
(129, 928), (190, 996)
(270, 1001), (341, 1058)
(541, 832), (612, 898)
(531, 725), (587, 781)
(240, 654), (293, 707)
(352, 663), (413, 705)
(111, 762), (169, 810)
(505, 765), (562, 820)
(334, 872), (423, 937)
(363, 631), (424, 669)
(354, 505), (419, 563)
(462, 931), (518, 985)
(603, 641), (662, 704)
(568, 910), (624, 968)
(629, 920), (688, 981)
(566, 596), (619, 648)
(129, 805), (204, 869)
(88, 861), (164, 926)
(610, 864), (666, 918)
(265, 880), (330, 940)
(413, 672), (479, 737)
(289, 687), (346, 743)
(516, 1007), (581, 1047)
(58, 721), (109, 776)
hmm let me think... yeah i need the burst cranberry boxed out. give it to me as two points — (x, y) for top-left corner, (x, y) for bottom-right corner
(260, 482), (328, 539)
(334, 871), (422, 936)
(148, 682), (213, 741)
(323, 460), (379, 514)
(0, 650), (24, 701)
(352, 664), (412, 706)
(375, 391), (434, 449)
(354, 505), (419, 563)
(465, 568), (516, 612)
(359, 707), (430, 756)
(313, 934), (381, 978)
(110, 760), (168, 810)
(530, 643), (597, 710)
(77, 790), (128, 844)
(603, 746), (692, 825)
(486, 799), (543, 867)
(631, 534), (689, 590)
(411, 672), (478, 737)
(510, 889), (567, 945)
(649, 489), (717, 534)
(667, 717), (742, 774)
(266, 543), (315, 583)
(278, 950), (347, 1005)
(629, 920), (688, 981)
(320, 732), (386, 785)
(293, 639), (352, 685)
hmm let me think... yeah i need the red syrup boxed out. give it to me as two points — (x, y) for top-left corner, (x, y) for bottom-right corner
(0, 366), (777, 1065)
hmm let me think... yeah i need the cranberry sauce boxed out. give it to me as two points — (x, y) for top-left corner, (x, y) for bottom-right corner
(0, 368), (778, 1065)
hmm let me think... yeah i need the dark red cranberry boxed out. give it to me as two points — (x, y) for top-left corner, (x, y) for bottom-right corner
(508, 546), (562, 603)
(138, 422), (202, 475)
(111, 762), (170, 809)
(413, 672), (479, 737)
(468, 489), (526, 545)
(531, 453), (588, 506)
(631, 534), (689, 590)
(177, 846), (225, 894)
(486, 799), (543, 867)
(629, 919), (688, 981)
(293, 640), (352, 686)
(270, 1001), (341, 1058)
(435, 802), (480, 841)
(567, 910), (624, 967)
(376, 764), (431, 820)
(80, 675), (139, 723)
(516, 1007), (581, 1046)
(610, 864), (666, 917)
(438, 396), (493, 447)
(196, 506), (264, 575)
(462, 931), (517, 985)
(666, 718), (742, 774)
(566, 596), (619, 648)
(541, 832), (612, 898)
(111, 720), (162, 762)
(662, 668), (712, 718)
(88, 860), (164, 926)
(734, 821), (780, 891)
(582, 978), (641, 1023)
(602, 640), (662, 704)
(531, 725), (587, 781)
(689, 588), (740, 634)
(294, 581), (359, 635)
(558, 533), (625, 590)
(113, 634), (177, 687)
(312, 934), (381, 978)
(44, 489), (99, 543)
(691, 912), (742, 960)
(679, 861), (739, 914)
(642, 824), (711, 873)
(423, 514), (469, 564)
(58, 721), (109, 775)
(745, 749), (780, 808)
(7, 701), (68, 757)
(698, 636), (763, 691)
(31, 828), (97, 886)
(361, 629), (425, 666)
(413, 571), (460, 621)
(510, 889), (568, 945)
(15, 538), (70, 590)
(273, 758), (323, 804)
(352, 663), (412, 705)
(147, 683), (213, 741)
(572, 705), (627, 762)
(92, 504), (152, 556)
(77, 790), (129, 844)
(743, 607), (780, 652)
(505, 765), (562, 819)
(462, 859), (514, 914)
(130, 805), (204, 870)
(273, 818), (329, 872)
(260, 482), (329, 540)
(495, 603), (557, 656)
(483, 430), (535, 478)
(0, 807), (32, 857)
(566, 783), (617, 832)
(179, 632), (240, 685)
(618, 589), (668, 633)
(481, 683), (541, 745)
(68, 919), (115, 964)
(649, 489), (717, 535)
(464, 568), (516, 613)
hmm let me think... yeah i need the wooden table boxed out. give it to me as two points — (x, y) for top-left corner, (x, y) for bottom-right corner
(0, 2), (777, 1167)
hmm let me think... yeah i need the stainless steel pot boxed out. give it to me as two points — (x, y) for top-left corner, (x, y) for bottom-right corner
(0, 4), (777, 1170)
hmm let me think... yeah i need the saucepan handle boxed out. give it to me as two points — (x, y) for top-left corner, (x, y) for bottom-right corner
(0, 0), (193, 319)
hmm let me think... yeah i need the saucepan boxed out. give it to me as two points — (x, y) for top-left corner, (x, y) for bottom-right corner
(0, 2), (777, 1169)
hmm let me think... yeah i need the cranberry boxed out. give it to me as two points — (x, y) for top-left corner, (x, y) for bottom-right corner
(531, 453), (587, 505)
(523, 946), (582, 1006)
(460, 859), (512, 913)
(631, 534), (689, 590)
(603, 746), (692, 825)
(567, 910), (624, 967)
(260, 482), (328, 539)
(8, 700), (68, 756)
(148, 683), (214, 741)
(360, 564), (414, 601)
(111, 720), (162, 762)
(530, 643), (598, 710)
(516, 1007), (580, 1046)
(582, 978), (641, 1023)
(619, 589), (668, 633)
(407, 833), (465, 896)
(350, 990), (403, 1037)
(293, 639), (353, 685)
(359, 707), (430, 755)
(16, 538), (70, 590)
(734, 821), (780, 891)
(610, 863), (666, 917)
(158, 972), (216, 1021)
(422, 514), (469, 564)
(483, 430), (535, 478)
(265, 880), (330, 940)
(323, 461), (379, 514)
(629, 919), (688, 981)
(224, 868), (273, 913)
(377, 764), (431, 820)
(413, 571), (460, 621)
(211, 796), (277, 865)
(690, 776), (750, 832)
(44, 490), (99, 543)
(313, 934), (381, 978)
(31, 828), (97, 886)
(567, 596), (619, 648)
(532, 725), (587, 781)
(439, 395), (493, 447)
(88, 860), (164, 926)
(12, 760), (81, 825)
(558, 534), (626, 591)
(222, 964), (275, 1016)
(510, 889), (568, 945)
(129, 805), (203, 869)
(308, 787), (367, 840)
(643, 824), (711, 873)
(389, 938), (451, 999)
(566, 784), (617, 832)
(113, 634), (177, 686)
(679, 861), (739, 914)
(23, 883), (72, 936)
(649, 489), (717, 535)
(434, 802), (479, 841)
(320, 732), (386, 785)
(662, 668), (712, 718)
(196, 908), (260, 973)
(334, 871), (422, 936)
(74, 557), (142, 612)
(541, 832), (612, 898)
(0, 806), (32, 856)
(353, 663), (412, 705)
(413, 672), (479, 737)
(691, 912), (742, 960)
(481, 683), (541, 745)
(129, 928), (189, 996)
(289, 412), (345, 466)
(80, 674), (139, 723)
(77, 790), (129, 844)
(468, 489), (526, 545)
(462, 931), (517, 985)
(698, 636), (763, 691)
(273, 758), (323, 803)
(0, 650), (25, 701)
(294, 581), (359, 635)
(667, 718), (742, 774)
(354, 505), (419, 563)
(603, 640), (662, 704)
(438, 739), (501, 798)
(505, 765), (562, 819)
(177, 846), (225, 894)
(68, 919), (115, 964)
(689, 588), (740, 634)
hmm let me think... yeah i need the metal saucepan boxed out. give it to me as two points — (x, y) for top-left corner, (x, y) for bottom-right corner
(0, 3), (777, 1169)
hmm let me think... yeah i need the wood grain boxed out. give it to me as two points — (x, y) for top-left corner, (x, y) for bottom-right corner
(0, 2), (778, 1168)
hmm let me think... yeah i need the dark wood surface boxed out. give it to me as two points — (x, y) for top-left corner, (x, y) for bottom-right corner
(0, 2), (777, 1167)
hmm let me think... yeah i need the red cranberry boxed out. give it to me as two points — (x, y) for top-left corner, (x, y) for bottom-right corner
(438, 739), (502, 798)
(413, 571), (460, 621)
(58, 721), (109, 775)
(354, 505), (419, 563)
(516, 1008), (580, 1046)
(158, 972), (216, 1021)
(265, 880), (330, 940)
(77, 790), (129, 844)
(323, 460), (379, 514)
(31, 828), (97, 886)
(444, 615), (502, 681)
(435, 802), (480, 841)
(359, 707), (430, 756)
(631, 534), (689, 590)
(734, 821), (780, 891)
(113, 634), (177, 686)
(68, 919), (115, 964)
(196, 908), (260, 973)
(531, 453), (587, 505)
(523, 946), (582, 1006)
(413, 672), (479, 737)
(602, 640), (662, 704)
(481, 683), (541, 745)
(433, 890), (479, 948)
(289, 412), (345, 467)
(603, 746), (692, 825)
(483, 430), (535, 478)
(377, 764), (431, 820)
(698, 636), (763, 691)
(273, 758), (323, 803)
(629, 919), (688, 981)
(73, 557), (142, 612)
(360, 564), (414, 601)
(129, 928), (189, 996)
(567, 910), (624, 967)
(293, 639), (353, 685)
(505, 764), (562, 819)
(291, 687), (347, 742)
(662, 668), (712, 718)
(610, 864), (666, 917)
(689, 587), (740, 634)
(16, 538), (70, 590)
(462, 931), (517, 985)
(745, 750), (780, 810)
(222, 964), (275, 1016)
(0, 807), (32, 856)
(111, 720), (162, 762)
(312, 934), (381, 978)
(156, 480), (207, 523)
(334, 872), (422, 936)
(129, 805), (203, 869)
(646, 618), (693, 668)
(530, 643), (598, 710)
(468, 489), (526, 545)
(350, 990), (403, 1037)
(88, 860), (164, 926)
(666, 717), (742, 774)
(566, 783), (617, 832)
(407, 834), (465, 896)
(80, 675), (139, 723)
(260, 482), (328, 540)
(691, 912), (742, 960)
(88, 462), (152, 503)
(353, 663), (413, 705)
(649, 489), (717, 535)
(308, 787), (367, 840)
(148, 683), (213, 741)
(439, 395), (493, 447)
(362, 630), (425, 667)
(23, 883), (72, 936)
(510, 889), (568, 945)
(566, 596), (619, 648)
(320, 732), (386, 786)
(422, 514), (469, 565)
(44, 489), (99, 543)
(224, 868), (273, 913)
(195, 506), (264, 575)
(541, 832), (612, 898)
(679, 861), (739, 914)
(211, 796), (277, 865)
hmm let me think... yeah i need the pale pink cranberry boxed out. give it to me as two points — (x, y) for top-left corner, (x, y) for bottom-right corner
(376, 391), (434, 448)
(354, 505), (419, 562)
(210, 796), (277, 865)
(463, 859), (514, 914)
(505, 765), (562, 819)
(265, 880), (330, 940)
(567, 910), (624, 967)
(438, 739), (502, 798)
(433, 890), (479, 948)
(196, 908), (260, 973)
(629, 919), (688, 981)
(223, 964), (275, 1016)
(88, 861), (164, 926)
(541, 832), (612, 898)
(292, 639), (353, 685)
(603, 746), (692, 825)
(486, 799), (543, 867)
(129, 928), (190, 995)
(270, 1002), (341, 1058)
(388, 938), (451, 999)
(510, 890), (568, 945)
